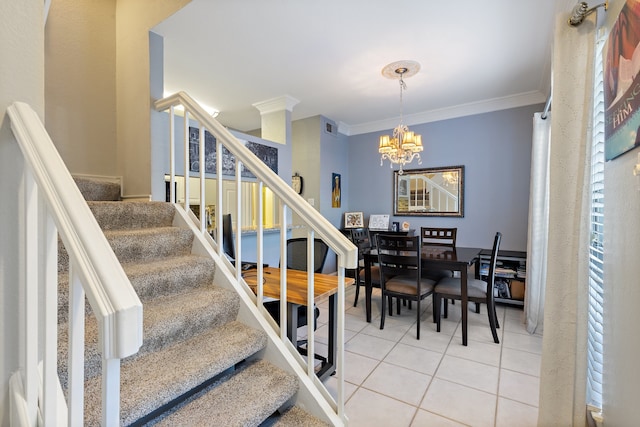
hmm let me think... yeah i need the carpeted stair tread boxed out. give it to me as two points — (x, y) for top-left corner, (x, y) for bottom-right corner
(82, 321), (269, 426)
(87, 201), (176, 230)
(61, 178), (312, 426)
(269, 405), (331, 427)
(151, 360), (299, 427)
(74, 176), (121, 201)
(56, 255), (215, 324)
(57, 226), (195, 272)
(103, 226), (194, 263)
(122, 254), (216, 301)
(57, 286), (240, 388)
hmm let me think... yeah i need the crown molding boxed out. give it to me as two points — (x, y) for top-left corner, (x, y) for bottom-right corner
(343, 90), (547, 136)
(252, 95), (300, 115)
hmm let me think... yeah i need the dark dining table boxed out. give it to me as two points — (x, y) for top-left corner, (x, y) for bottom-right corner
(363, 245), (483, 346)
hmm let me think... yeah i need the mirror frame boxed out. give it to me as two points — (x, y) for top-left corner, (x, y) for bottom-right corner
(393, 165), (465, 217)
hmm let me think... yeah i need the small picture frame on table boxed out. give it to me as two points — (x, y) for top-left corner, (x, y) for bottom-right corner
(344, 212), (364, 228)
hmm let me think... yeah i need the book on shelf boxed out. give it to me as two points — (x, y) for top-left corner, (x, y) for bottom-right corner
(481, 263), (516, 278)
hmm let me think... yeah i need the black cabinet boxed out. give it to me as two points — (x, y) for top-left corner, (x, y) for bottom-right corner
(478, 249), (526, 307)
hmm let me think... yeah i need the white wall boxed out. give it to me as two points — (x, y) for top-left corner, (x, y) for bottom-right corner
(347, 105), (539, 252)
(601, 2), (640, 424)
(45, 0), (117, 176)
(43, 0), (190, 196)
(115, 0), (190, 198)
(292, 115), (350, 273)
(0, 1), (44, 424)
(292, 116), (322, 213)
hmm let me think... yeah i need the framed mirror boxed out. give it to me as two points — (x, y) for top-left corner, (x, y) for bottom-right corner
(393, 165), (464, 217)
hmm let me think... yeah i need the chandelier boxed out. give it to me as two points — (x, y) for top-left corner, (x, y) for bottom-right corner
(378, 60), (423, 175)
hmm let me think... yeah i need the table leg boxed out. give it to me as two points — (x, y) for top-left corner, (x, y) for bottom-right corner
(286, 303), (298, 345)
(460, 267), (468, 346)
(317, 294), (337, 380)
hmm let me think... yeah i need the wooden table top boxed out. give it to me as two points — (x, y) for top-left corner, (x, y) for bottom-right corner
(243, 266), (354, 306)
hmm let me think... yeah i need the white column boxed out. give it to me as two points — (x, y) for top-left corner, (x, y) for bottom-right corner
(252, 95), (299, 145)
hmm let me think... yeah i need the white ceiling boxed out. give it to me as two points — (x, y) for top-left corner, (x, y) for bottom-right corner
(152, 0), (571, 136)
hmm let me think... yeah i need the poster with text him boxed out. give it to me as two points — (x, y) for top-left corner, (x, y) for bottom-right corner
(604, 0), (640, 161)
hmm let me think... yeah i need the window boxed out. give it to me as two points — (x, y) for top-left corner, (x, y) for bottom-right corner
(587, 35), (605, 410)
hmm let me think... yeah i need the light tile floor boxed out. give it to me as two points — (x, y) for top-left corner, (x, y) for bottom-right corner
(312, 286), (542, 427)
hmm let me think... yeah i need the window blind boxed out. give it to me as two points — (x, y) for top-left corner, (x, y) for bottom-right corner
(587, 35), (605, 410)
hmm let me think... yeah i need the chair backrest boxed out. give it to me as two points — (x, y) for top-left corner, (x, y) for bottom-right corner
(346, 228), (372, 255)
(485, 232), (502, 294)
(420, 227), (457, 248)
(376, 234), (421, 280)
(285, 238), (330, 273)
(222, 213), (235, 260)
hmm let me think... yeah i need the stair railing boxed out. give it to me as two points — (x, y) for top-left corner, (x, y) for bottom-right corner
(155, 92), (358, 423)
(6, 102), (143, 426)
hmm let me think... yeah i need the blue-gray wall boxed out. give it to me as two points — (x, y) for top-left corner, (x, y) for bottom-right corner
(345, 104), (542, 252)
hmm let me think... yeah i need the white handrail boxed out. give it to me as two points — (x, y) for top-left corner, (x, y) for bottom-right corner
(156, 92), (357, 258)
(155, 92), (357, 423)
(7, 102), (143, 426)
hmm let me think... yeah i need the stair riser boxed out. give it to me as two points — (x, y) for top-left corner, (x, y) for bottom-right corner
(87, 201), (176, 230)
(104, 228), (194, 264)
(58, 228), (194, 272)
(126, 257), (216, 303)
(74, 177), (121, 201)
(57, 256), (216, 324)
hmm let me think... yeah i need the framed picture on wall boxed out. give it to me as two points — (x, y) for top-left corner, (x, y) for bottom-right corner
(332, 173), (341, 208)
(344, 212), (364, 228)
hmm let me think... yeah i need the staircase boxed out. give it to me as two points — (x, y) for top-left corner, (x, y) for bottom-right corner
(59, 176), (328, 426)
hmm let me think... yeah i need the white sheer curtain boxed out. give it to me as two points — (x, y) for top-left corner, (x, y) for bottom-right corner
(525, 112), (550, 335)
(537, 13), (595, 427)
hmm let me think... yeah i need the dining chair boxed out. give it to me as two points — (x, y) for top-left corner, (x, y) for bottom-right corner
(420, 227), (457, 280)
(377, 234), (436, 340)
(264, 238), (329, 355)
(346, 228), (381, 307)
(434, 231), (502, 343)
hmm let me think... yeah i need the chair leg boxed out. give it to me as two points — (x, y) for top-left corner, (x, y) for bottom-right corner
(397, 298), (401, 315)
(475, 302), (480, 314)
(416, 299), (420, 340)
(432, 294), (437, 323)
(443, 298), (449, 318)
(494, 306), (500, 329)
(388, 295), (393, 317)
(380, 292), (386, 330)
(487, 302), (500, 344)
(353, 277), (360, 307)
(435, 294), (441, 332)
